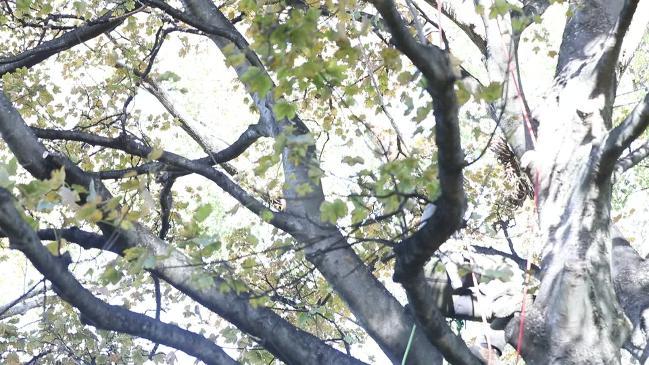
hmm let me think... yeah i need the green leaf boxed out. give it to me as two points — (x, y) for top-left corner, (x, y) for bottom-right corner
(342, 156), (365, 166)
(6, 158), (16, 175)
(101, 266), (123, 285)
(0, 158), (17, 188)
(397, 71), (412, 85)
(477, 82), (503, 102)
(320, 199), (348, 224)
(157, 71), (181, 82)
(511, 16), (528, 33)
(75, 203), (102, 222)
(200, 241), (221, 257)
(123, 247), (146, 261)
(241, 67), (273, 98)
(46, 240), (66, 256)
(16, 0), (31, 13)
(261, 210), (274, 222)
(455, 81), (471, 105)
(273, 100), (297, 120)
(414, 104), (432, 123)
(194, 204), (213, 222)
(489, 0), (512, 18)
(295, 183), (314, 196)
(351, 206), (368, 224)
(297, 312), (311, 327)
(48, 167), (66, 190)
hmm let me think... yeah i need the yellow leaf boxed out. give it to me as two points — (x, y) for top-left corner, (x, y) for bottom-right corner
(88, 209), (103, 223)
(46, 239), (66, 256)
(123, 170), (138, 178)
(47, 241), (60, 255)
(147, 148), (164, 160)
(120, 220), (134, 230)
(49, 166), (66, 189)
(6, 353), (19, 365)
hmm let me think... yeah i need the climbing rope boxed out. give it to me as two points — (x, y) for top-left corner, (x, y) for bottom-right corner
(491, 3), (539, 363)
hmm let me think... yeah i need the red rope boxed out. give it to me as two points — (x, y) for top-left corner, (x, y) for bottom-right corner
(511, 50), (538, 365)
(437, 2), (538, 361)
(491, 7), (538, 363)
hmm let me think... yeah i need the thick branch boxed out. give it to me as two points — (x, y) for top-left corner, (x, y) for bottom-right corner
(0, 89), (367, 365)
(593, 0), (641, 96)
(32, 127), (295, 232)
(366, 4), (471, 363)
(404, 271), (483, 365)
(94, 122), (261, 179)
(141, 0), (265, 70)
(556, 0), (625, 77)
(392, 87), (466, 282)
(422, 0), (487, 54)
(175, 0), (446, 362)
(368, 0), (465, 284)
(0, 189), (238, 365)
(600, 92), (649, 179)
(0, 10), (132, 76)
(370, 0), (454, 91)
(615, 140), (649, 174)
(610, 229), (649, 362)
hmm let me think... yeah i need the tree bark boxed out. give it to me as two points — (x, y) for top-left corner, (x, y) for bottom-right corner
(502, 1), (645, 363)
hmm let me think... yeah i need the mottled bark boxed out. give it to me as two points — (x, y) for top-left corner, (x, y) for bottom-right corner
(501, 1), (645, 364)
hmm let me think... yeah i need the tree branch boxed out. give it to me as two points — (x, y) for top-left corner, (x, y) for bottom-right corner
(555, 0), (625, 77)
(0, 9), (135, 76)
(600, 92), (649, 179)
(421, 0), (487, 54)
(610, 228), (649, 362)
(0, 296), (44, 320)
(615, 139), (649, 174)
(174, 0), (446, 362)
(118, 60), (261, 171)
(514, 0), (551, 36)
(0, 188), (239, 365)
(0, 279), (47, 319)
(31, 127), (295, 232)
(404, 271), (483, 365)
(370, 0), (454, 91)
(594, 0), (641, 96)
(141, 0), (265, 70)
(0, 89), (367, 365)
(94, 122), (261, 180)
(366, 4), (473, 363)
(369, 0), (465, 282)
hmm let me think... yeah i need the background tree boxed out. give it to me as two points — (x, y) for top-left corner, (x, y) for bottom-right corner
(0, 0), (648, 364)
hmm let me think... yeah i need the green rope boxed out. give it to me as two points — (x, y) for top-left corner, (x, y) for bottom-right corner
(401, 324), (417, 365)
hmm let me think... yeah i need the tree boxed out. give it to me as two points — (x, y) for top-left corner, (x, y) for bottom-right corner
(0, 0), (648, 363)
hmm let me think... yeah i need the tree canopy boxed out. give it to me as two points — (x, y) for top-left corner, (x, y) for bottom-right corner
(0, 0), (648, 364)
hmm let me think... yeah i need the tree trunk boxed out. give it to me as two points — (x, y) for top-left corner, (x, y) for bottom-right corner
(512, 145), (631, 364)
(502, 2), (644, 362)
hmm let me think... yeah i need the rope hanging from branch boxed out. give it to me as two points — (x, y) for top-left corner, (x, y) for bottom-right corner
(490, 2), (539, 362)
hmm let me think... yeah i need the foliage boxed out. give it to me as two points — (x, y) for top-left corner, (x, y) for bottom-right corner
(0, 0), (647, 364)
